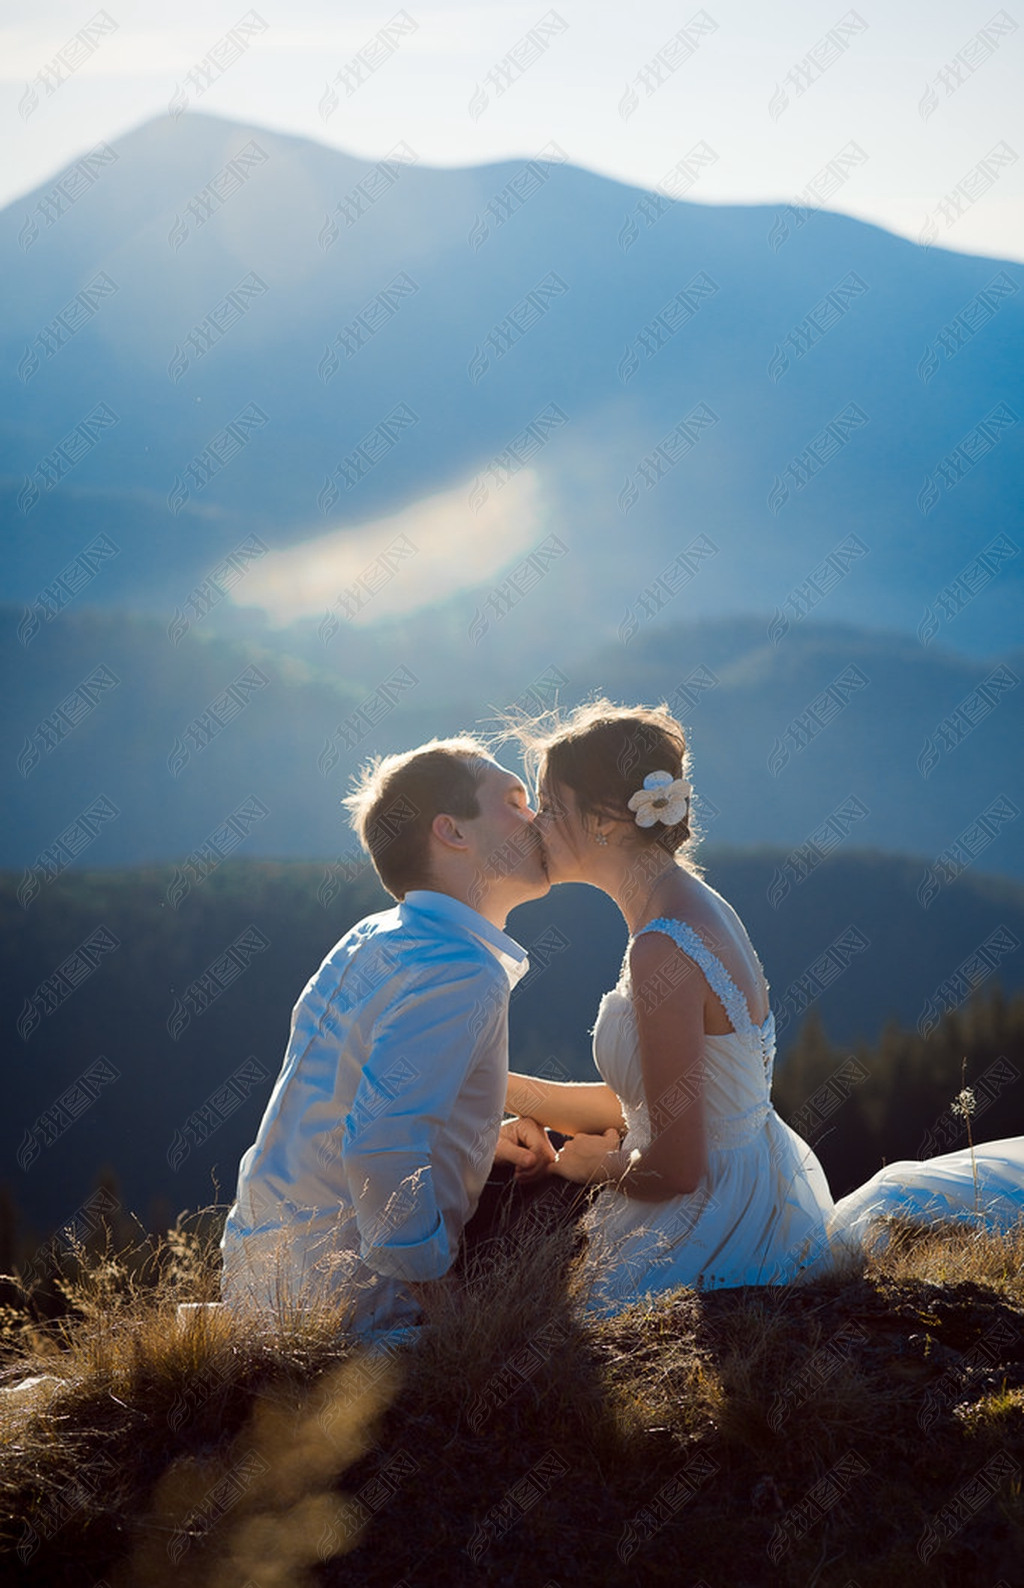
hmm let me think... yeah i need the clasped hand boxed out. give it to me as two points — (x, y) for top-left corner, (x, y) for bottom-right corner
(493, 1115), (558, 1182)
(494, 1116), (621, 1186)
(547, 1127), (622, 1185)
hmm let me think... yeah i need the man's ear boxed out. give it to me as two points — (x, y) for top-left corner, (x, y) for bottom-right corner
(431, 812), (468, 851)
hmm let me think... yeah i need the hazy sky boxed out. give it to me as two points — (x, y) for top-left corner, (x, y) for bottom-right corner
(1, 0), (1022, 260)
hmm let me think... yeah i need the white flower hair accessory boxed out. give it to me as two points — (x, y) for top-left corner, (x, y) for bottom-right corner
(627, 770), (691, 828)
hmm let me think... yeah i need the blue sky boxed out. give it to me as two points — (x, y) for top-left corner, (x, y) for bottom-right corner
(1, 0), (1022, 261)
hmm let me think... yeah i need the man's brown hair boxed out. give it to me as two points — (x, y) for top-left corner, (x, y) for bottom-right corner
(343, 736), (491, 899)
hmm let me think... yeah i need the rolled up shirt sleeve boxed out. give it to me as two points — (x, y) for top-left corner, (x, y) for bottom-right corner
(342, 954), (508, 1283)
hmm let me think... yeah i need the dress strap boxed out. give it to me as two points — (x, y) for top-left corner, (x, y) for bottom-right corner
(633, 917), (760, 1036)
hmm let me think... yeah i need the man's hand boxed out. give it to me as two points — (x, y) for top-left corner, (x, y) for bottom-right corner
(493, 1115), (558, 1182)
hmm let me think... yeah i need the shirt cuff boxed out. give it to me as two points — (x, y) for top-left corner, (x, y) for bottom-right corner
(361, 1213), (452, 1283)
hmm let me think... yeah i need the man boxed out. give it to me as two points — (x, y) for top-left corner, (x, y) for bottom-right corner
(220, 735), (553, 1335)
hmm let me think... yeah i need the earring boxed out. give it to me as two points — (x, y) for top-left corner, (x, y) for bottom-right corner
(595, 831), (608, 846)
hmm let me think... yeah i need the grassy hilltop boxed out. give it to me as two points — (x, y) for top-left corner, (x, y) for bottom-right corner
(2, 1206), (1024, 1586)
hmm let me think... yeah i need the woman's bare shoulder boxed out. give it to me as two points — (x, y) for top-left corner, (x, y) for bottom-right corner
(656, 871), (742, 946)
(644, 873), (770, 1022)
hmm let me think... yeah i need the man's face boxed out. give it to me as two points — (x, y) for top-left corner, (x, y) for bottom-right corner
(462, 760), (549, 909)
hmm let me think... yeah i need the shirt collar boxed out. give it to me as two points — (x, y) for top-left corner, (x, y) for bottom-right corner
(401, 890), (530, 987)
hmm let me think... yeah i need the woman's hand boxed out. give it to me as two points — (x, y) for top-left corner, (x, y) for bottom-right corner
(493, 1115), (558, 1182)
(550, 1128), (624, 1185)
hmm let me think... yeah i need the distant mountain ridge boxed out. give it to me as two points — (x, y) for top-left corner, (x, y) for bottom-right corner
(2, 111), (1022, 654)
(3, 606), (1022, 878)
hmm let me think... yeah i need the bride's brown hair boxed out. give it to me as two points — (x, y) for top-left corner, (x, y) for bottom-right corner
(515, 699), (695, 857)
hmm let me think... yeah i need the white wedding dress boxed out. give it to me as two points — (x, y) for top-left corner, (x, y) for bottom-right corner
(830, 1138), (1024, 1247)
(579, 917), (1024, 1311)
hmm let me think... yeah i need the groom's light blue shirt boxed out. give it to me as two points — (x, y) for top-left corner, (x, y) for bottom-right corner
(221, 890), (529, 1309)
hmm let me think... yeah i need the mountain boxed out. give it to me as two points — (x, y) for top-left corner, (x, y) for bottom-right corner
(2, 111), (1022, 657)
(3, 606), (1022, 878)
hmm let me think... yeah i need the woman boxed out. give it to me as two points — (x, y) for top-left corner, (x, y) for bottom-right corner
(505, 700), (1024, 1311)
